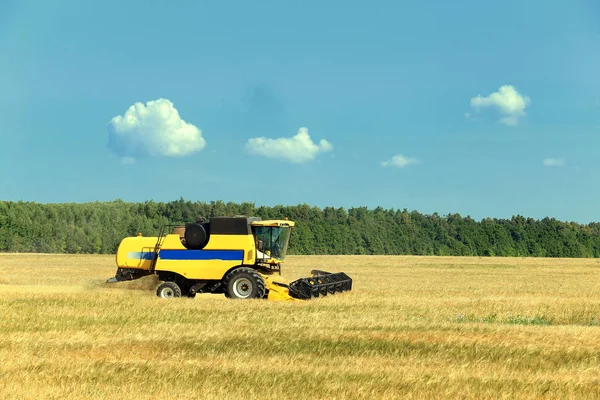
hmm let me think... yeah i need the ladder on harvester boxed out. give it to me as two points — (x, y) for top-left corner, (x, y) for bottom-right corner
(148, 224), (179, 273)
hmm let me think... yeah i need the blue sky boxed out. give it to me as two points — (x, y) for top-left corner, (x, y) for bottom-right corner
(1, 0), (600, 223)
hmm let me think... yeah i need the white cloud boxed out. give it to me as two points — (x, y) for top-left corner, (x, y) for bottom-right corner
(469, 85), (531, 126)
(543, 158), (565, 167)
(107, 98), (205, 162)
(245, 127), (333, 163)
(499, 115), (520, 127)
(381, 154), (418, 168)
(120, 157), (136, 165)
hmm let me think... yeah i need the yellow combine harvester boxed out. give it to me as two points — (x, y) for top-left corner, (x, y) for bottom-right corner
(107, 216), (352, 301)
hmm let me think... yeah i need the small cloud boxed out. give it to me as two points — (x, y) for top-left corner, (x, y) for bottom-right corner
(499, 115), (520, 127)
(245, 127), (332, 163)
(543, 158), (565, 167)
(381, 154), (418, 168)
(107, 98), (205, 162)
(469, 85), (530, 126)
(120, 157), (136, 165)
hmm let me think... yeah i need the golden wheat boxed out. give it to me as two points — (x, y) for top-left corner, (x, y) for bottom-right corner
(1, 254), (600, 399)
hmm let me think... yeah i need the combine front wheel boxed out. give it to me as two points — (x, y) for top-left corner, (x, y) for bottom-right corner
(223, 268), (266, 299)
(156, 282), (182, 299)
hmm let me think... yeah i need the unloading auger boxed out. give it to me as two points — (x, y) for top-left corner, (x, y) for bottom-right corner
(106, 216), (352, 301)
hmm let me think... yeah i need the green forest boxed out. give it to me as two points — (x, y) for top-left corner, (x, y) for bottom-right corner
(1, 199), (599, 257)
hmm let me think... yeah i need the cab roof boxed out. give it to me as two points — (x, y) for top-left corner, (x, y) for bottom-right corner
(251, 219), (295, 227)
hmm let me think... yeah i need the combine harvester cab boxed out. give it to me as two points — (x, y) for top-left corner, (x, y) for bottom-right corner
(107, 216), (352, 301)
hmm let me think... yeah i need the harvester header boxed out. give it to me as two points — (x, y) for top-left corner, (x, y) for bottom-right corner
(107, 216), (352, 301)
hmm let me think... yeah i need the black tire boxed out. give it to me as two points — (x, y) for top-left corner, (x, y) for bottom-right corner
(223, 267), (266, 299)
(184, 223), (208, 250)
(156, 281), (182, 299)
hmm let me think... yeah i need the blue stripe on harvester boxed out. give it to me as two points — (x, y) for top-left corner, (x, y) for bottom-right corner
(159, 249), (244, 261)
(128, 251), (156, 260)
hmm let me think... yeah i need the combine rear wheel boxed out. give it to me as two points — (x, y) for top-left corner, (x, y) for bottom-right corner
(223, 268), (266, 299)
(156, 282), (182, 299)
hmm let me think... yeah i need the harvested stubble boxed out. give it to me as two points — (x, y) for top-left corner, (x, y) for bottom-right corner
(1, 254), (600, 399)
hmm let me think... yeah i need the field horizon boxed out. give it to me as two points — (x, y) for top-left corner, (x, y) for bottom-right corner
(1, 253), (600, 399)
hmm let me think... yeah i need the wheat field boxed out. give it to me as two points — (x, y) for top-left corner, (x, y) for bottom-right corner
(1, 253), (600, 399)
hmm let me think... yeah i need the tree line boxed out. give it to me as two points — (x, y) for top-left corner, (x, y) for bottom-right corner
(1, 198), (599, 257)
